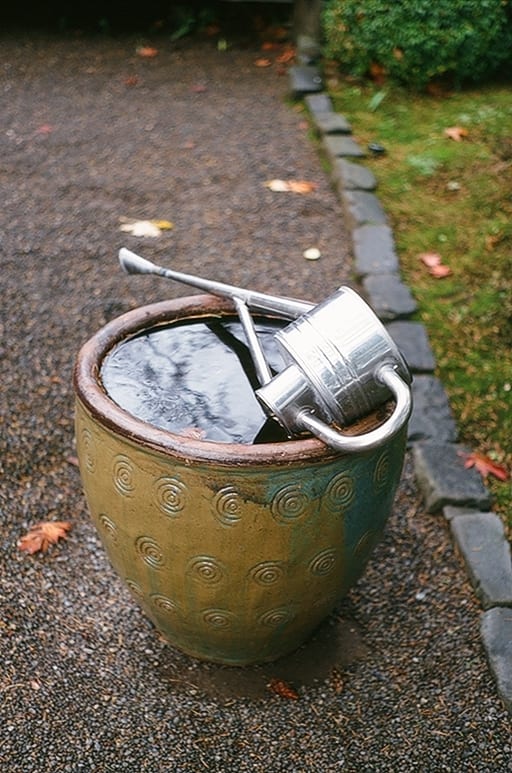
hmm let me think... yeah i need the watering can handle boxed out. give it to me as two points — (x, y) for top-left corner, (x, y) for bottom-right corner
(296, 365), (411, 453)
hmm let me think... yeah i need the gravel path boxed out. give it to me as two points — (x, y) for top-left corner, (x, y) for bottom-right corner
(1, 28), (511, 772)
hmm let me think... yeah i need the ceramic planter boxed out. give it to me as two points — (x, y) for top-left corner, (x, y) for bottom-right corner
(74, 296), (407, 665)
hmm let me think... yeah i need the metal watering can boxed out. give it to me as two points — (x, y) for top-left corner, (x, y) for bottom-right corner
(119, 248), (412, 453)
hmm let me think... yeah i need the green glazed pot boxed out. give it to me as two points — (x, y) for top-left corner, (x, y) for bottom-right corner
(74, 295), (407, 665)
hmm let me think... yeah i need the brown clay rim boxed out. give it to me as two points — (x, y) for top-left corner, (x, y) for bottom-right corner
(73, 294), (383, 467)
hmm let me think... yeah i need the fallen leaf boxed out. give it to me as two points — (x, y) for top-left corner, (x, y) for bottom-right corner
(264, 179), (289, 192)
(459, 451), (509, 481)
(444, 126), (469, 141)
(18, 521), (72, 555)
(136, 46), (159, 58)
(119, 219), (174, 237)
(276, 47), (295, 65)
(150, 220), (174, 230)
(419, 252), (442, 268)
(428, 263), (453, 278)
(287, 180), (318, 193)
(268, 678), (299, 700)
(265, 179), (318, 194)
(254, 58), (272, 68)
(418, 252), (452, 278)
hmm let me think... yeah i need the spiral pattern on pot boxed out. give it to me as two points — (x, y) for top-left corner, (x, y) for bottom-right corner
(354, 529), (379, 559)
(213, 486), (243, 526)
(187, 556), (224, 585)
(135, 536), (164, 569)
(259, 607), (292, 627)
(113, 454), (135, 497)
(202, 609), (233, 629)
(98, 513), (118, 544)
(271, 483), (310, 523)
(125, 579), (143, 598)
(154, 476), (187, 516)
(324, 471), (355, 511)
(80, 427), (96, 473)
(373, 452), (390, 489)
(249, 561), (284, 586)
(309, 547), (337, 576)
(150, 594), (178, 615)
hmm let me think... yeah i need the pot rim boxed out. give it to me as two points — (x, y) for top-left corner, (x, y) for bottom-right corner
(73, 295), (382, 467)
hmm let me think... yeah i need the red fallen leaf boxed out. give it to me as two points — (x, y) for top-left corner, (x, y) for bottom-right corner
(276, 47), (295, 65)
(419, 252), (442, 268)
(268, 678), (299, 700)
(136, 46), (159, 58)
(255, 58), (272, 68)
(418, 252), (452, 278)
(18, 521), (72, 555)
(459, 451), (509, 481)
(444, 126), (469, 142)
(428, 263), (453, 278)
(261, 41), (280, 51)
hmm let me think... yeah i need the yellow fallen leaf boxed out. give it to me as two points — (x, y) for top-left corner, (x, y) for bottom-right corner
(150, 220), (174, 230)
(120, 221), (162, 237)
(119, 219), (173, 237)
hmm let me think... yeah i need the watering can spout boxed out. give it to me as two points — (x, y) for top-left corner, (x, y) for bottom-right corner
(118, 248), (313, 320)
(119, 248), (159, 275)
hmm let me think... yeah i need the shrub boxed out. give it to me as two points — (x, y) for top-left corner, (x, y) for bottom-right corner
(323, 0), (512, 89)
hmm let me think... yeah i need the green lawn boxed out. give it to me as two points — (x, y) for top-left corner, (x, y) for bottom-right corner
(327, 80), (512, 522)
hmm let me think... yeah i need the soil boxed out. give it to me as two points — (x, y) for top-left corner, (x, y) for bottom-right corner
(1, 19), (511, 772)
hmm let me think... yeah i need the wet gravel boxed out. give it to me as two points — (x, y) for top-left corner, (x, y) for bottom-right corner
(1, 28), (511, 772)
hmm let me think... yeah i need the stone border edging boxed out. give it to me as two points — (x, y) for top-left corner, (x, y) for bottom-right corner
(289, 68), (512, 714)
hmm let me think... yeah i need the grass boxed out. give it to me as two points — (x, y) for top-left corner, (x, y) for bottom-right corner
(326, 78), (512, 525)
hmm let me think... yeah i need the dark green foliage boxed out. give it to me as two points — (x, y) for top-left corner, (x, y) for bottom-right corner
(323, 0), (512, 89)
